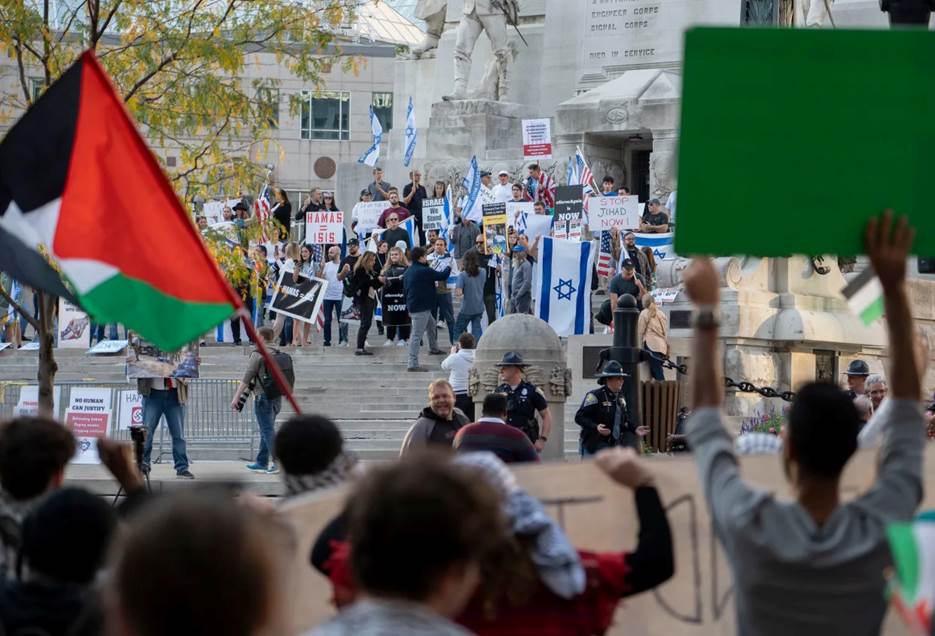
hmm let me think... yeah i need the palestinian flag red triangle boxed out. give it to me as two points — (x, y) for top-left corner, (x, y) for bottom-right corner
(0, 51), (240, 350)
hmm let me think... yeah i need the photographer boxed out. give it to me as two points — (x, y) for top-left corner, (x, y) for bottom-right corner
(231, 326), (294, 475)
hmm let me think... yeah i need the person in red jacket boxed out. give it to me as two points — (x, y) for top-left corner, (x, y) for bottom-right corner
(311, 447), (673, 636)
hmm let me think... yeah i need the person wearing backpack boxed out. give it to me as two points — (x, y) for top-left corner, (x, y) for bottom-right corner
(230, 326), (295, 475)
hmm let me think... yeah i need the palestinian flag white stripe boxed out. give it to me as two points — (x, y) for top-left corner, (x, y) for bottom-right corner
(841, 267), (884, 326)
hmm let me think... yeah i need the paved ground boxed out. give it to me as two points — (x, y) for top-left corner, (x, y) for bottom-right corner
(66, 460), (285, 497)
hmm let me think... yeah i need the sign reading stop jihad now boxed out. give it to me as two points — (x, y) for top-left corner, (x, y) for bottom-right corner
(305, 210), (344, 244)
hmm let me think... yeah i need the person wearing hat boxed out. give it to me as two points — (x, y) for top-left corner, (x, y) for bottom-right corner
(843, 359), (870, 399)
(509, 243), (533, 314)
(640, 199), (669, 234)
(494, 352), (553, 452)
(575, 360), (649, 455)
(491, 170), (513, 203)
(608, 258), (646, 315)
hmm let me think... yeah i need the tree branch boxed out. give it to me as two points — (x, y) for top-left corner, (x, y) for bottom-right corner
(11, 37), (33, 107)
(0, 285), (40, 332)
(95, 0), (124, 44)
(122, 0), (208, 102)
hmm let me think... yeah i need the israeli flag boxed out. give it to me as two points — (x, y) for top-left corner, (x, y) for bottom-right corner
(632, 231), (676, 264)
(403, 97), (416, 167)
(461, 156), (482, 223)
(534, 237), (594, 336)
(357, 106), (383, 167)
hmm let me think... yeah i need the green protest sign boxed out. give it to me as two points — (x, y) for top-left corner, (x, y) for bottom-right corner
(675, 27), (935, 257)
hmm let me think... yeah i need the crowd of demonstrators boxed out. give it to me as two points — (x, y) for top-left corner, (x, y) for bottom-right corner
(682, 212), (924, 635)
(311, 447), (673, 636)
(378, 246), (411, 346)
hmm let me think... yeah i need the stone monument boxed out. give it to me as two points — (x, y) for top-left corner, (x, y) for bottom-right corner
(469, 314), (571, 461)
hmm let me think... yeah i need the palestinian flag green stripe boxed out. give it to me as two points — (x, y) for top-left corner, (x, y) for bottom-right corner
(79, 273), (234, 351)
(841, 267), (885, 326)
(888, 523), (921, 603)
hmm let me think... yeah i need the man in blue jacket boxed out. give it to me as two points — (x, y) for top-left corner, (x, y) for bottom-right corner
(404, 246), (450, 372)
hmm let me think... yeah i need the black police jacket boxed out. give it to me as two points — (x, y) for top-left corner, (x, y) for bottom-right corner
(575, 386), (637, 453)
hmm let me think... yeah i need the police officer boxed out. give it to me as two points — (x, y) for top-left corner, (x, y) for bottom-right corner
(843, 359), (870, 399)
(575, 360), (650, 455)
(494, 351), (553, 452)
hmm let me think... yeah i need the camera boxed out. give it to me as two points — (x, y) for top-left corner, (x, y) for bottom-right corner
(234, 379), (255, 412)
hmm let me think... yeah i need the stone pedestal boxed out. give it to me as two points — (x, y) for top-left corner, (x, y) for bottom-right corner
(428, 99), (528, 161)
(468, 314), (571, 461)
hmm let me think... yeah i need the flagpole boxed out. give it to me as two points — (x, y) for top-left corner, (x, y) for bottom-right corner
(576, 145), (601, 193)
(236, 307), (302, 415)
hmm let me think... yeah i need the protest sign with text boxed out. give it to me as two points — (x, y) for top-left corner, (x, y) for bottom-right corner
(268, 268), (326, 325)
(482, 202), (508, 255)
(66, 387), (112, 464)
(305, 210), (344, 244)
(553, 185), (583, 240)
(422, 197), (446, 231)
(522, 118), (552, 160)
(506, 201), (535, 228)
(15, 385), (62, 418)
(118, 389), (143, 431)
(351, 201), (390, 235)
(593, 195), (641, 231)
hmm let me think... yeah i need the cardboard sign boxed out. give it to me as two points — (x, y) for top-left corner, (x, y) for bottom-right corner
(652, 287), (680, 304)
(280, 447), (934, 635)
(117, 389), (144, 431)
(14, 385), (62, 417)
(422, 198), (446, 231)
(351, 201), (390, 235)
(268, 268), (326, 325)
(593, 195), (641, 231)
(126, 339), (199, 379)
(522, 118), (553, 160)
(306, 210), (344, 245)
(65, 387), (112, 464)
(88, 339), (129, 355)
(58, 298), (91, 349)
(554, 185), (583, 240)
(482, 202), (508, 255)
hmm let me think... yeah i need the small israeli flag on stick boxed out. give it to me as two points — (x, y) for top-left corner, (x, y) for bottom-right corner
(358, 106), (383, 167)
(403, 97), (416, 167)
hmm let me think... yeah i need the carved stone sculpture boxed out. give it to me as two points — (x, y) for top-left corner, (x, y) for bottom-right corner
(443, 0), (520, 101)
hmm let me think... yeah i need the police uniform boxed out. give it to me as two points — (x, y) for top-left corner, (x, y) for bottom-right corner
(574, 360), (636, 454)
(496, 379), (548, 443)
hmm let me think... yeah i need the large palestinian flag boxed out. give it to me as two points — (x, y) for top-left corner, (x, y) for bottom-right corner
(0, 51), (240, 350)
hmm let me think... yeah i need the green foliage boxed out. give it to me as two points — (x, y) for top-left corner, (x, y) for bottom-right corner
(0, 0), (361, 199)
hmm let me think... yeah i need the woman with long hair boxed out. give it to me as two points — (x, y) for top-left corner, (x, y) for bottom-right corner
(638, 292), (669, 380)
(432, 180), (447, 200)
(271, 188), (291, 239)
(454, 249), (486, 340)
(292, 244), (316, 346)
(322, 191), (339, 212)
(351, 251), (382, 356)
(378, 246), (411, 347)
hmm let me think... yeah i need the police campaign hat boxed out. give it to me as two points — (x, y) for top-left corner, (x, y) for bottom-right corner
(495, 351), (529, 368)
(845, 359), (870, 376)
(597, 360), (630, 384)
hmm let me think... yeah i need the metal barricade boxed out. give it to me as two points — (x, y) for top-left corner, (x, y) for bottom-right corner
(0, 379), (258, 461)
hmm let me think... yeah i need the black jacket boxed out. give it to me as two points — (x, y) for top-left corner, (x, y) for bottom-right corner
(575, 385), (637, 453)
(351, 267), (383, 303)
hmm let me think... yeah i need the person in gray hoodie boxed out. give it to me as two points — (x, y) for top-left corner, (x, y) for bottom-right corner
(400, 380), (471, 454)
(509, 244), (532, 314)
(681, 211), (923, 636)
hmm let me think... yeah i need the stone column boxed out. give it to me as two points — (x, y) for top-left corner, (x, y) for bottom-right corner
(468, 314), (572, 461)
(649, 129), (678, 202)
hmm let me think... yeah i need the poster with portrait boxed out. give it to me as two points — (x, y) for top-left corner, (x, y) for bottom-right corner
(482, 202), (508, 255)
(125, 337), (200, 379)
(268, 267), (326, 326)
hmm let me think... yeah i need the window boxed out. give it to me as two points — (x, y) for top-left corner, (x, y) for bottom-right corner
(372, 91), (393, 132)
(29, 77), (45, 102)
(300, 91), (350, 140)
(257, 87), (279, 129)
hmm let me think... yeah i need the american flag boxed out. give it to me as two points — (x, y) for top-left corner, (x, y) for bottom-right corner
(567, 151), (595, 221)
(254, 184), (272, 242)
(526, 170), (556, 208)
(597, 230), (615, 277)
